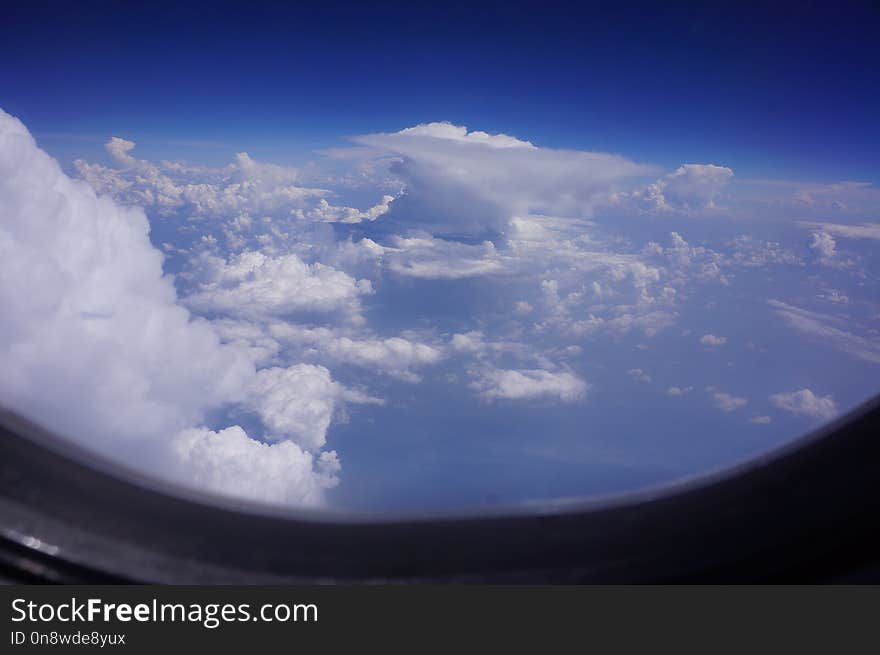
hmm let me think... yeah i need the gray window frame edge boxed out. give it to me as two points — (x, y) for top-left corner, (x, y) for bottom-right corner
(1, 396), (879, 584)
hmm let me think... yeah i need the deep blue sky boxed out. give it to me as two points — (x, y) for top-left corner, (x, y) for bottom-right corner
(2, 1), (878, 182)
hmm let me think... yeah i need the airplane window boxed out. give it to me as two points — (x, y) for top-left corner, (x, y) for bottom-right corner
(1, 4), (878, 523)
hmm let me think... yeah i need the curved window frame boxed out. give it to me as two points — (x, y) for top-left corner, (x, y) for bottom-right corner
(1, 396), (879, 583)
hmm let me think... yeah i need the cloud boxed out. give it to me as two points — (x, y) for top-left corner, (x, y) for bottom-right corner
(667, 386), (692, 396)
(172, 426), (340, 506)
(700, 334), (727, 347)
(294, 195), (396, 224)
(396, 122), (537, 149)
(770, 388), (837, 420)
(353, 121), (654, 236)
(132, 126), (746, 389)
(725, 235), (802, 267)
(6, 107), (874, 510)
(769, 300), (880, 364)
(75, 136), (398, 228)
(627, 368), (652, 383)
(470, 367), (589, 402)
(0, 109), (245, 446)
(0, 108), (349, 507)
(673, 179), (880, 221)
(384, 235), (505, 279)
(451, 331), (487, 354)
(818, 289), (849, 305)
(616, 164), (733, 212)
(185, 250), (373, 322)
(661, 164), (733, 209)
(711, 391), (748, 412)
(268, 323), (445, 382)
(750, 415), (772, 424)
(788, 182), (880, 213)
(105, 136), (139, 167)
(809, 231), (837, 260)
(563, 309), (679, 339)
(450, 331), (551, 368)
(799, 221), (880, 242)
(75, 142), (328, 219)
(245, 364), (379, 451)
(533, 246), (678, 341)
(644, 232), (728, 286)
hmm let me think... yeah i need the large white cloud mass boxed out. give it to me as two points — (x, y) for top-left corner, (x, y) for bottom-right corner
(352, 121), (655, 236)
(0, 109), (354, 507)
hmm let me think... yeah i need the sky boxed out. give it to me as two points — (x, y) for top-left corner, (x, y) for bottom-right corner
(1, 1), (879, 513)
(4, 2), (880, 179)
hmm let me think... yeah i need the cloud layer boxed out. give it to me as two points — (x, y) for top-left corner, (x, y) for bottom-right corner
(2, 110), (878, 511)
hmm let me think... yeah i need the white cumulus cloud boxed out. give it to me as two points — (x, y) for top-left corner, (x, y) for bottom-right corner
(617, 164), (733, 212)
(268, 324), (445, 383)
(809, 231), (837, 260)
(667, 386), (693, 396)
(711, 391), (748, 412)
(700, 334), (727, 347)
(75, 142), (327, 219)
(628, 368), (652, 383)
(185, 250), (373, 322)
(172, 426), (341, 506)
(470, 367), (589, 402)
(245, 364), (378, 451)
(770, 388), (837, 420)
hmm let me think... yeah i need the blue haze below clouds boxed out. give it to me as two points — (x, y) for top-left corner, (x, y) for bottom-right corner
(327, 225), (880, 512)
(190, 209), (880, 512)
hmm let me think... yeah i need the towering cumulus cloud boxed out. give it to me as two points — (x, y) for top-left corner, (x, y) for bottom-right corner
(0, 109), (349, 507)
(353, 121), (654, 237)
